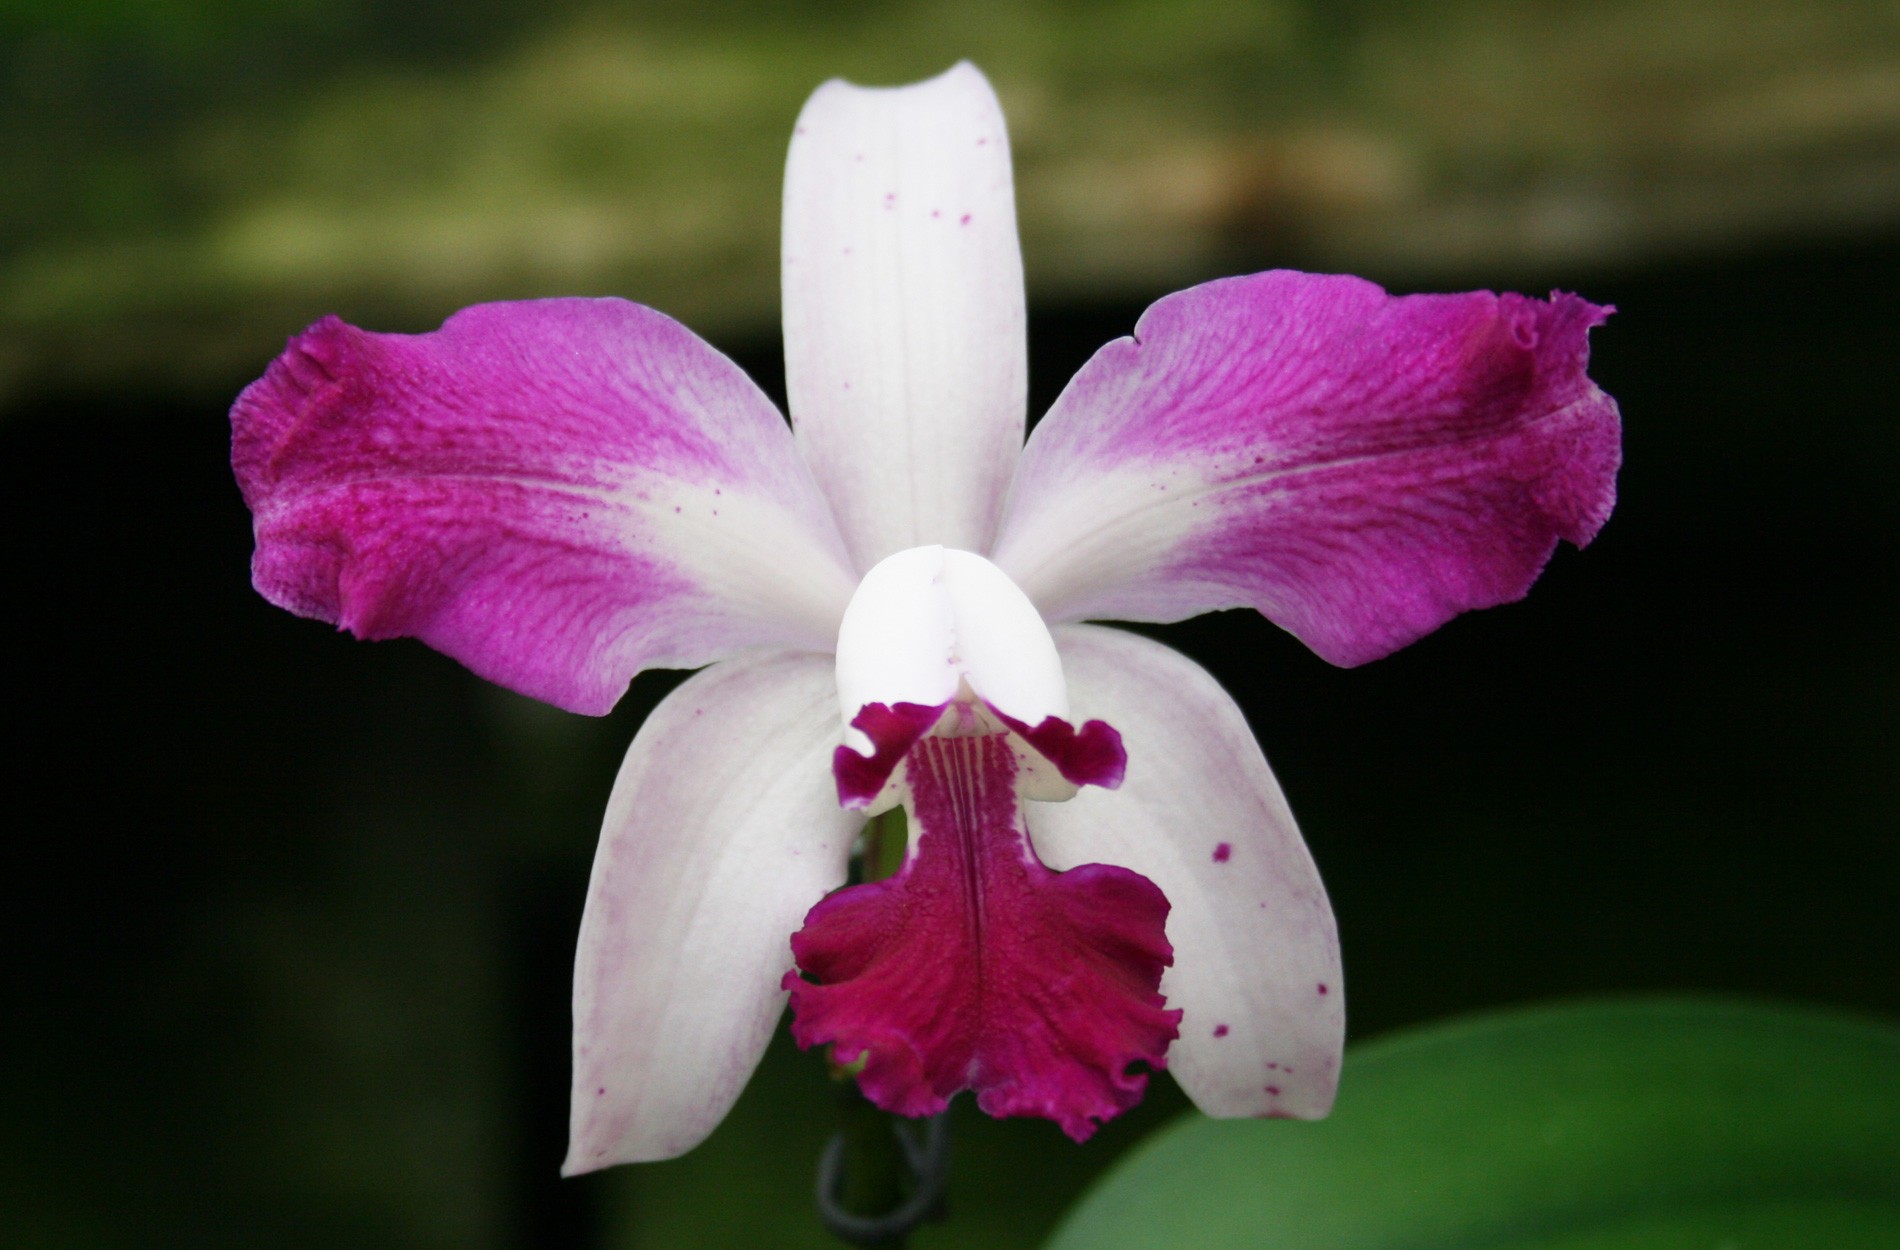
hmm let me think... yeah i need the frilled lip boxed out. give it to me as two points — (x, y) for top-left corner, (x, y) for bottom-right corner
(788, 730), (1180, 1141)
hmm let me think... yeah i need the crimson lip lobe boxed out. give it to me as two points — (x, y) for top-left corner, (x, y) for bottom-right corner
(788, 732), (1179, 1141)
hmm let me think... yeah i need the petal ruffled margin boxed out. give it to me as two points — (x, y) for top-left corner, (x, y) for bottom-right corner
(1031, 625), (1344, 1120)
(782, 62), (1027, 570)
(788, 732), (1178, 1141)
(993, 272), (1620, 667)
(565, 650), (857, 1171)
(232, 298), (856, 715)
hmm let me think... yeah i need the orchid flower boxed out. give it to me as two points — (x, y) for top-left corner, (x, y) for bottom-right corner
(231, 63), (1619, 1171)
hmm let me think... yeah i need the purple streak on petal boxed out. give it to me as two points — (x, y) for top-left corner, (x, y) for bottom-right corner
(832, 701), (948, 808)
(995, 271), (1620, 665)
(985, 705), (1126, 790)
(788, 733), (1180, 1140)
(232, 300), (854, 714)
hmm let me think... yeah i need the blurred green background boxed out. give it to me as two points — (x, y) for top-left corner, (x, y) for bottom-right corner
(3, 1), (1896, 1247)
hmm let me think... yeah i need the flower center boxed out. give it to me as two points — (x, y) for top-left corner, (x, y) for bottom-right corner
(832, 545), (1100, 811)
(785, 546), (1182, 1138)
(835, 543), (1066, 735)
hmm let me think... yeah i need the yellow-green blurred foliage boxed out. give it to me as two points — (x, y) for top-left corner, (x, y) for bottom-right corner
(3, 0), (1896, 398)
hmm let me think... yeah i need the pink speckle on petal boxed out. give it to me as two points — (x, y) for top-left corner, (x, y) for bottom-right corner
(1266, 1084), (1281, 1096)
(1212, 842), (1232, 863)
(1212, 1023), (1229, 1038)
(976, 137), (988, 146)
(931, 209), (942, 219)
(595, 1086), (605, 1096)
(1317, 983), (1330, 996)
(1265, 1061), (1278, 1070)
(959, 213), (972, 225)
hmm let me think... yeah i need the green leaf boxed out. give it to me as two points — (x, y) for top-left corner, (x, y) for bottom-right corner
(1047, 999), (1900, 1250)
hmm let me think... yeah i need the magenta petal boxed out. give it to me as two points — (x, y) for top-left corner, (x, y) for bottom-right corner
(789, 734), (1181, 1141)
(993, 272), (1621, 666)
(232, 299), (855, 715)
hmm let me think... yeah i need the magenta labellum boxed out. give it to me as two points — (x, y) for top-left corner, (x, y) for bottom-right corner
(788, 733), (1179, 1140)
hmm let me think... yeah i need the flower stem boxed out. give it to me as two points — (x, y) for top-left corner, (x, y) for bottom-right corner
(824, 1075), (913, 1245)
(862, 806), (909, 883)
(815, 1073), (950, 1248)
(812, 807), (947, 1247)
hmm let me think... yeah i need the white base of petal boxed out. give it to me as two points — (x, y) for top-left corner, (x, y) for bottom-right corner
(565, 650), (858, 1170)
(1031, 625), (1344, 1120)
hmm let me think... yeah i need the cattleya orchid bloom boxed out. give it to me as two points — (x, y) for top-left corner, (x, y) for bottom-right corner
(231, 64), (1619, 1170)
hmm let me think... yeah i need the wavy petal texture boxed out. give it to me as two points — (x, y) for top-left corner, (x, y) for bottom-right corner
(788, 733), (1179, 1141)
(565, 651), (857, 1171)
(1032, 625), (1344, 1120)
(782, 62), (1026, 569)
(992, 273), (1620, 666)
(233, 298), (856, 715)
